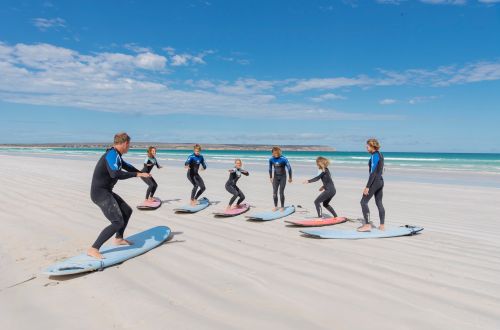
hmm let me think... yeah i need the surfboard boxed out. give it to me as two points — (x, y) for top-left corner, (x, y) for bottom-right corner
(213, 203), (250, 218)
(174, 197), (210, 213)
(42, 226), (171, 276)
(301, 225), (423, 239)
(137, 197), (162, 210)
(246, 205), (295, 221)
(285, 217), (347, 227)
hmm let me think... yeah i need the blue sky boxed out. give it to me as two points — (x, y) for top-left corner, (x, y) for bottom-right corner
(0, 0), (499, 152)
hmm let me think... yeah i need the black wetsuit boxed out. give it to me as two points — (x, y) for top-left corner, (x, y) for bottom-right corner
(308, 168), (338, 218)
(269, 156), (292, 208)
(360, 151), (385, 225)
(141, 157), (160, 199)
(90, 147), (140, 249)
(185, 153), (207, 200)
(225, 168), (249, 206)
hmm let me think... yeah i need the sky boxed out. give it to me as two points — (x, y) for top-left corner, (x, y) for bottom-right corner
(0, 0), (499, 152)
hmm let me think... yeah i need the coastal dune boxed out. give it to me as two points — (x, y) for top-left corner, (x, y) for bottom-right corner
(1, 153), (499, 329)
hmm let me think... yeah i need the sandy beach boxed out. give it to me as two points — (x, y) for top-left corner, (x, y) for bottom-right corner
(0, 153), (499, 330)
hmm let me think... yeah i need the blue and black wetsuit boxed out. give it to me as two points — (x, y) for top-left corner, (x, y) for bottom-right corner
(360, 151), (385, 225)
(269, 156), (292, 208)
(225, 168), (249, 206)
(90, 147), (140, 249)
(185, 153), (207, 200)
(308, 168), (338, 218)
(141, 157), (160, 199)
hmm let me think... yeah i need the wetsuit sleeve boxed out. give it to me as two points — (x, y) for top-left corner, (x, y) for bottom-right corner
(241, 169), (249, 176)
(105, 151), (137, 180)
(308, 171), (325, 183)
(201, 156), (207, 169)
(366, 153), (380, 188)
(185, 155), (192, 166)
(269, 159), (273, 178)
(122, 160), (140, 173)
(155, 157), (160, 168)
(286, 158), (292, 179)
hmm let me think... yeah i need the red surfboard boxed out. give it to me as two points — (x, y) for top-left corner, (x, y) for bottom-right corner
(285, 217), (347, 227)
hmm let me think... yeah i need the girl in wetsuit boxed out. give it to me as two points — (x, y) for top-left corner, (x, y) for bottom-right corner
(225, 159), (249, 211)
(303, 156), (338, 218)
(358, 138), (386, 232)
(141, 146), (162, 203)
(185, 144), (207, 206)
(269, 146), (292, 211)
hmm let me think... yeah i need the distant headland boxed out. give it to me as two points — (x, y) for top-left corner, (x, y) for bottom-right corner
(0, 143), (335, 152)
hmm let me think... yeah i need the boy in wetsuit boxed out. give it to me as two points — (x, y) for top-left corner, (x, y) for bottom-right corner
(185, 144), (207, 206)
(269, 146), (292, 211)
(88, 132), (151, 259)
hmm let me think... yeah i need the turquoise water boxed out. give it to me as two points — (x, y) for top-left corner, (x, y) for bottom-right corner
(2, 147), (500, 174)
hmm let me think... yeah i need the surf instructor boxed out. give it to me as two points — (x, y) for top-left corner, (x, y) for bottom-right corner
(88, 132), (151, 259)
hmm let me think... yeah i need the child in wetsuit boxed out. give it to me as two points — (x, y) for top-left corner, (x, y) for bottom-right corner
(269, 146), (292, 211)
(225, 159), (249, 211)
(141, 146), (162, 203)
(185, 144), (207, 206)
(303, 156), (338, 218)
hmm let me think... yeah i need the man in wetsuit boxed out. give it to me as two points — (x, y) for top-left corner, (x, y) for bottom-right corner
(88, 132), (151, 259)
(269, 146), (292, 211)
(185, 144), (207, 206)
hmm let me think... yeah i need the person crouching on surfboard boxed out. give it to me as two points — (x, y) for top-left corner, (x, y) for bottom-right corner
(302, 156), (338, 219)
(225, 159), (249, 211)
(269, 146), (292, 211)
(358, 138), (385, 232)
(141, 146), (162, 204)
(88, 132), (151, 259)
(185, 144), (207, 206)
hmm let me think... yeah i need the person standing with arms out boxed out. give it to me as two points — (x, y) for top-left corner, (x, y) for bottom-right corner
(269, 146), (292, 211)
(185, 144), (207, 206)
(141, 146), (162, 204)
(358, 138), (385, 232)
(303, 156), (338, 219)
(88, 132), (151, 259)
(225, 159), (249, 211)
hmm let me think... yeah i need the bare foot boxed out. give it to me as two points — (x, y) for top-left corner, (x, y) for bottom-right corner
(148, 197), (155, 202)
(357, 224), (372, 232)
(114, 238), (132, 246)
(190, 199), (197, 206)
(378, 224), (385, 231)
(87, 247), (104, 259)
(226, 206), (232, 211)
(280, 207), (285, 212)
(272, 207), (279, 212)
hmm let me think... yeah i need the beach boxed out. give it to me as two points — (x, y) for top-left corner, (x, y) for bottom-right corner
(1, 152), (499, 330)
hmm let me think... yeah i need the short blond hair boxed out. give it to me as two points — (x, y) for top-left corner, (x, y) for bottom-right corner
(147, 146), (156, 158)
(366, 138), (381, 151)
(271, 146), (282, 156)
(114, 132), (130, 145)
(193, 144), (202, 151)
(316, 156), (330, 169)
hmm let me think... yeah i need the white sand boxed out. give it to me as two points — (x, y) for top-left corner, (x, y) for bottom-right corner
(0, 154), (499, 329)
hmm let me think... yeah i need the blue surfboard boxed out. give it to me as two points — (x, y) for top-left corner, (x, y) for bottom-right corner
(246, 206), (295, 221)
(174, 197), (210, 213)
(301, 225), (423, 239)
(43, 226), (171, 276)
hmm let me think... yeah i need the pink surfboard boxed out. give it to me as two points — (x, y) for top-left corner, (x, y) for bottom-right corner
(285, 217), (347, 227)
(137, 197), (162, 210)
(213, 204), (250, 218)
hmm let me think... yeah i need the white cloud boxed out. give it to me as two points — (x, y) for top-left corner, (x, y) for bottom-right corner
(379, 99), (397, 105)
(163, 47), (214, 66)
(284, 77), (371, 93)
(408, 96), (439, 104)
(32, 17), (66, 31)
(478, 0), (500, 3)
(420, 0), (466, 5)
(310, 93), (346, 102)
(0, 42), (394, 121)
